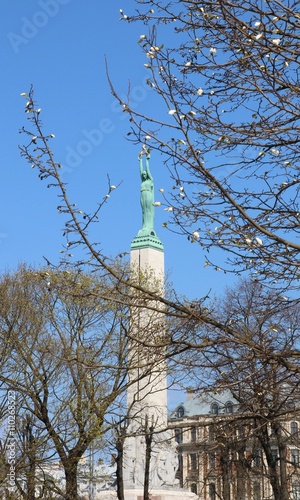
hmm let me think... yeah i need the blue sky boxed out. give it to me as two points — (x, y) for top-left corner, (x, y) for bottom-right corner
(1, 0), (237, 303)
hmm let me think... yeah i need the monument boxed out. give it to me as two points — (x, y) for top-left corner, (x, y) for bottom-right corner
(99, 153), (197, 500)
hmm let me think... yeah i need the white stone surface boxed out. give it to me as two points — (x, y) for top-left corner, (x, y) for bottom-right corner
(127, 245), (166, 416)
(130, 245), (165, 274)
(124, 245), (179, 492)
(98, 488), (198, 499)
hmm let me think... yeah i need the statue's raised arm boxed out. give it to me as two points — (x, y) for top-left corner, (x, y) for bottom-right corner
(145, 154), (153, 181)
(138, 153), (156, 237)
(139, 154), (153, 180)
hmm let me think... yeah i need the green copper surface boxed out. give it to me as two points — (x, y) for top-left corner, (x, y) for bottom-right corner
(138, 153), (156, 237)
(131, 234), (164, 251)
(131, 153), (164, 251)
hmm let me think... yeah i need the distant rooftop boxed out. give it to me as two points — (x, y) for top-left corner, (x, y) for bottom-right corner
(169, 389), (238, 420)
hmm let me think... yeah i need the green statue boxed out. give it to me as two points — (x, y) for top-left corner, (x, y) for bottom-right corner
(131, 152), (163, 250)
(138, 153), (156, 236)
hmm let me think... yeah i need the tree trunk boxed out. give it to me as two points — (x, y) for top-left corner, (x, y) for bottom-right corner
(24, 416), (36, 500)
(268, 463), (281, 500)
(275, 424), (289, 500)
(278, 444), (289, 500)
(116, 429), (125, 500)
(220, 443), (231, 500)
(236, 449), (246, 500)
(26, 459), (36, 500)
(259, 425), (282, 500)
(144, 416), (154, 500)
(65, 464), (80, 500)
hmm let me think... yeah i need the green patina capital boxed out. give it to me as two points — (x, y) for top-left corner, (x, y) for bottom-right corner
(131, 234), (164, 251)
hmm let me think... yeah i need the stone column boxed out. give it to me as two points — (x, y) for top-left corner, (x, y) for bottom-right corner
(123, 235), (179, 495)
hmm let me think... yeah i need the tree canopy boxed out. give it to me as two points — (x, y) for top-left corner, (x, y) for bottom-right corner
(0, 265), (170, 499)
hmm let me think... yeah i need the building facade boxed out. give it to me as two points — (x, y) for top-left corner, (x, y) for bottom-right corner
(170, 390), (300, 499)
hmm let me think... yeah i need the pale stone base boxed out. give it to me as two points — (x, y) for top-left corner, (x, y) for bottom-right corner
(97, 488), (198, 500)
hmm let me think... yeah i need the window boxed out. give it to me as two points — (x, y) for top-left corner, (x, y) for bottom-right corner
(252, 449), (261, 468)
(191, 483), (197, 494)
(209, 452), (216, 470)
(293, 482), (300, 500)
(225, 401), (233, 414)
(177, 454), (183, 472)
(175, 428), (183, 444)
(238, 425), (245, 438)
(291, 449), (300, 466)
(191, 426), (197, 442)
(209, 483), (216, 500)
(209, 425), (215, 441)
(271, 448), (279, 466)
(291, 421), (299, 436)
(253, 481), (261, 500)
(190, 453), (198, 471)
(176, 406), (185, 418)
(211, 403), (219, 415)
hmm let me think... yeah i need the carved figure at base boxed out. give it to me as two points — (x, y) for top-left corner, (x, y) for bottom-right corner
(150, 440), (180, 489)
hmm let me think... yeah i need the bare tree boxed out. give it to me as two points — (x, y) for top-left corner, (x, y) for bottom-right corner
(177, 279), (300, 500)
(109, 0), (300, 289)
(0, 264), (169, 499)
